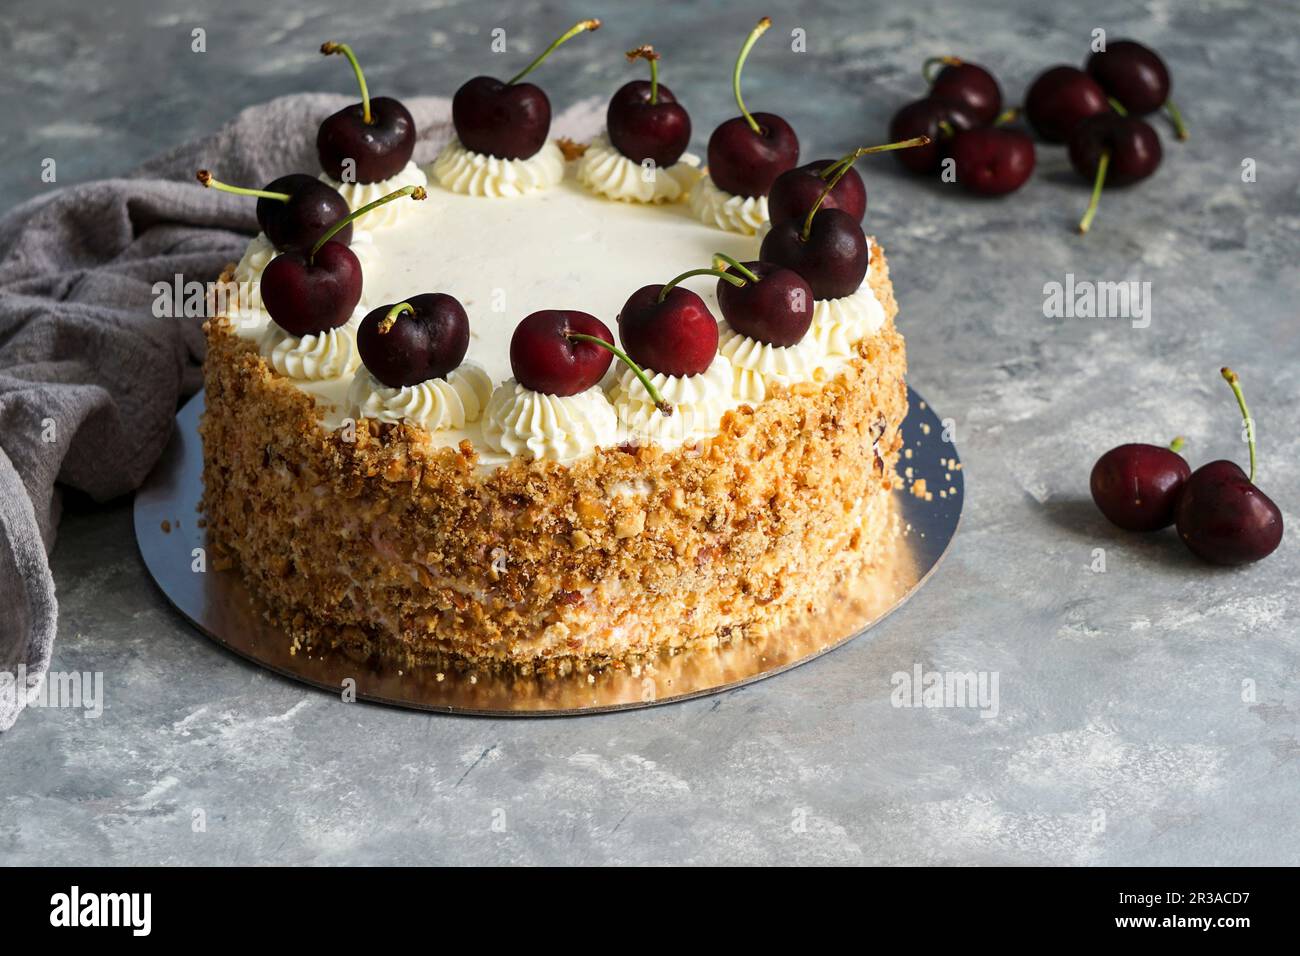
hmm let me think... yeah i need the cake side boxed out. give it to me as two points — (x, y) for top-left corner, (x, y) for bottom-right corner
(200, 248), (907, 672)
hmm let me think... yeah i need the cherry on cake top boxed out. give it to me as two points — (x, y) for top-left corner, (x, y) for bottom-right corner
(714, 255), (813, 348)
(617, 270), (723, 379)
(606, 45), (692, 168)
(453, 19), (601, 162)
(316, 42), (417, 184)
(706, 17), (799, 199)
(197, 170), (352, 252)
(261, 185), (426, 336)
(357, 294), (470, 388)
(766, 137), (929, 226)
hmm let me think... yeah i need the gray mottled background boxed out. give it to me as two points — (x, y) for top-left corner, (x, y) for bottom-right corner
(2, 0), (1298, 865)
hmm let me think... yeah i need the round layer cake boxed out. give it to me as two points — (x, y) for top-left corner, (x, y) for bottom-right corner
(200, 134), (908, 673)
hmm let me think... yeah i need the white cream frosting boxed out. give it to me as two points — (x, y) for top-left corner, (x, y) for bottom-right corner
(718, 325), (830, 402)
(575, 133), (701, 204)
(228, 230), (377, 339)
(482, 381), (619, 462)
(609, 354), (739, 448)
(259, 307), (363, 381)
(348, 363), (492, 432)
(809, 282), (887, 359)
(319, 161), (429, 228)
(688, 174), (770, 235)
(431, 139), (566, 198)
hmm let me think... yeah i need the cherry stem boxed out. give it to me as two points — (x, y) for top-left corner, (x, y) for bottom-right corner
(567, 333), (672, 416)
(1077, 150), (1110, 235)
(993, 107), (1020, 126)
(1221, 367), (1256, 483)
(658, 267), (746, 302)
(712, 252), (760, 283)
(309, 185), (426, 261)
(507, 19), (601, 86)
(732, 16), (772, 135)
(321, 42), (372, 125)
(921, 55), (961, 85)
(626, 45), (660, 104)
(196, 170), (291, 202)
(1168, 436), (1187, 454)
(1107, 96), (1128, 117)
(937, 119), (956, 139)
(1165, 99), (1189, 141)
(819, 135), (932, 180)
(379, 301), (413, 335)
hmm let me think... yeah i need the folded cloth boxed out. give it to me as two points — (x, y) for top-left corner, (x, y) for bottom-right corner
(0, 92), (486, 730)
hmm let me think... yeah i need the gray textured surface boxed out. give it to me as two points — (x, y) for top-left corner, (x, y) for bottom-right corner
(2, 0), (1298, 865)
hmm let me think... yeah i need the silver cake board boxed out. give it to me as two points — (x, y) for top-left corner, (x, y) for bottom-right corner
(133, 387), (962, 715)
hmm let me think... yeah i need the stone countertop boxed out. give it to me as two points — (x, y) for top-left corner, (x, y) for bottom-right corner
(2, 0), (1298, 865)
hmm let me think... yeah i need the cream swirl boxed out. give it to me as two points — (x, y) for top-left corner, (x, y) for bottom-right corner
(717, 326), (829, 402)
(348, 363), (492, 432)
(688, 174), (769, 235)
(259, 309), (363, 381)
(227, 231), (377, 339)
(609, 354), (738, 448)
(431, 139), (566, 198)
(808, 283), (887, 359)
(482, 381), (618, 462)
(319, 161), (428, 228)
(575, 133), (701, 203)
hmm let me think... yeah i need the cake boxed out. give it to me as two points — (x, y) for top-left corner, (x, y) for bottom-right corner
(198, 21), (910, 675)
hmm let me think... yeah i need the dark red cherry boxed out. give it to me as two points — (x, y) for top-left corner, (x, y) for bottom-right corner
(888, 97), (979, 173)
(1090, 443), (1191, 531)
(606, 47), (691, 168)
(452, 20), (600, 161)
(617, 284), (719, 378)
(316, 43), (415, 182)
(1175, 461), (1283, 565)
(705, 18), (799, 198)
(926, 57), (1003, 126)
(1086, 40), (1169, 116)
(716, 260), (812, 347)
(760, 207), (867, 301)
(708, 112), (799, 198)
(261, 242), (362, 337)
(1174, 368), (1283, 565)
(950, 127), (1036, 196)
(197, 171), (352, 253)
(510, 310), (614, 396)
(1025, 65), (1109, 142)
(1069, 113), (1162, 233)
(768, 159), (866, 225)
(356, 294), (470, 388)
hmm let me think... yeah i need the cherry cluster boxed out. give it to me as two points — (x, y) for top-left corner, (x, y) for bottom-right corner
(1090, 369), (1282, 566)
(890, 39), (1186, 232)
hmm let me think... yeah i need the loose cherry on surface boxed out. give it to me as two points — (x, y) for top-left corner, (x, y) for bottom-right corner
(510, 310), (670, 414)
(705, 17), (800, 198)
(1175, 369), (1284, 566)
(260, 185), (426, 336)
(924, 56), (1003, 126)
(713, 254), (813, 348)
(617, 273), (722, 379)
(766, 136), (928, 225)
(888, 97), (979, 173)
(1024, 65), (1109, 143)
(1090, 437), (1191, 531)
(606, 45), (692, 168)
(316, 42), (416, 183)
(197, 170), (352, 252)
(1069, 108), (1162, 234)
(760, 161), (869, 300)
(356, 294), (470, 388)
(1086, 39), (1187, 140)
(949, 112), (1036, 196)
(452, 19), (601, 161)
